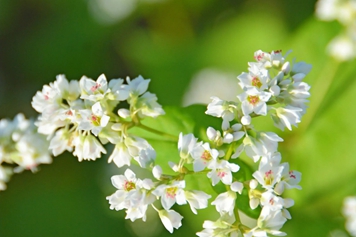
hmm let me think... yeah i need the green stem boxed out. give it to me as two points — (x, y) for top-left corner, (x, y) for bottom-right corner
(136, 123), (178, 142)
(298, 57), (340, 134)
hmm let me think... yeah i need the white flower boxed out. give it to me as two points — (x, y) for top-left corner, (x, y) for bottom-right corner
(152, 180), (186, 210)
(242, 132), (283, 162)
(274, 163), (302, 195)
(49, 128), (74, 156)
(222, 123), (245, 144)
(127, 75), (150, 98)
(106, 169), (154, 222)
(158, 209), (183, 233)
(257, 208), (287, 235)
(136, 92), (165, 118)
(73, 134), (106, 161)
(178, 132), (198, 160)
(184, 190), (211, 214)
(77, 102), (110, 136)
(108, 78), (129, 101)
(237, 63), (269, 91)
(191, 142), (219, 172)
(80, 74), (109, 101)
(197, 214), (238, 237)
(108, 136), (156, 168)
(211, 191), (237, 216)
(271, 106), (302, 131)
(206, 97), (237, 128)
(207, 160), (240, 186)
(253, 161), (284, 191)
(237, 88), (271, 116)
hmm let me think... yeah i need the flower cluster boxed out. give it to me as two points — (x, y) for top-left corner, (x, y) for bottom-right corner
(343, 196), (356, 236)
(316, 0), (356, 61)
(16, 49), (310, 236)
(107, 50), (310, 236)
(197, 49), (309, 236)
(0, 113), (51, 190)
(31, 74), (164, 168)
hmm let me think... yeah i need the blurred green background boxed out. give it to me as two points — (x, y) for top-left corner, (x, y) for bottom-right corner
(1, 0), (356, 236)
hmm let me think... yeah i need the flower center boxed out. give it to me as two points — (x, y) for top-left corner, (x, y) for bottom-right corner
(247, 95), (260, 106)
(217, 170), (227, 178)
(251, 77), (262, 88)
(289, 171), (296, 179)
(201, 151), (212, 162)
(90, 83), (101, 92)
(123, 180), (136, 191)
(264, 170), (274, 185)
(166, 187), (178, 199)
(91, 115), (100, 126)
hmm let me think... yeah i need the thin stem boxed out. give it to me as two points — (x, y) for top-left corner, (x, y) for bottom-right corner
(298, 58), (340, 134)
(136, 123), (178, 142)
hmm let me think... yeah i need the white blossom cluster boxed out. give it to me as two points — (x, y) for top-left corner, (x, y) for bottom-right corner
(316, 0), (356, 61)
(343, 196), (356, 236)
(31, 74), (164, 168)
(196, 49), (309, 236)
(23, 49), (310, 235)
(0, 113), (51, 190)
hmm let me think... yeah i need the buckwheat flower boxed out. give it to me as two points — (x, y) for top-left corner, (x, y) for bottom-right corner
(73, 134), (106, 161)
(207, 160), (240, 186)
(271, 106), (303, 131)
(178, 133), (198, 160)
(211, 190), (237, 216)
(136, 92), (165, 118)
(222, 123), (245, 144)
(184, 190), (211, 214)
(127, 75), (150, 98)
(157, 209), (183, 233)
(80, 74), (109, 101)
(242, 132), (282, 162)
(206, 97), (237, 128)
(107, 78), (130, 101)
(237, 88), (271, 116)
(197, 214), (238, 237)
(280, 80), (310, 114)
(108, 140), (132, 167)
(274, 163), (301, 195)
(237, 63), (269, 91)
(125, 136), (156, 168)
(191, 142), (219, 172)
(77, 102), (110, 136)
(49, 128), (74, 156)
(153, 180), (186, 210)
(260, 191), (293, 213)
(32, 80), (61, 113)
(205, 127), (223, 146)
(253, 161), (284, 191)
(256, 208), (287, 236)
(254, 50), (290, 69)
